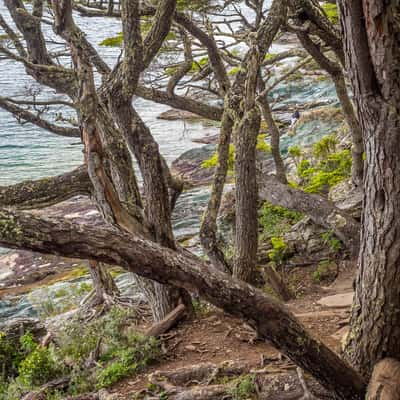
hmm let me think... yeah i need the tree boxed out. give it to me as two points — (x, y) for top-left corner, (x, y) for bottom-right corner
(338, 0), (400, 377)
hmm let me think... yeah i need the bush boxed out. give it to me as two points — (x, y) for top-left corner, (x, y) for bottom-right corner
(267, 237), (289, 265)
(259, 202), (303, 238)
(229, 375), (257, 400)
(18, 346), (60, 387)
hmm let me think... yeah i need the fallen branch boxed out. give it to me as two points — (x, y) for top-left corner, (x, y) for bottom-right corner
(145, 303), (187, 337)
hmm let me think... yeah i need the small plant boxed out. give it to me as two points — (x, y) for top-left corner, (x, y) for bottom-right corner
(321, 2), (339, 24)
(259, 202), (303, 238)
(312, 260), (338, 282)
(312, 134), (338, 159)
(267, 237), (289, 265)
(321, 231), (342, 252)
(229, 375), (257, 400)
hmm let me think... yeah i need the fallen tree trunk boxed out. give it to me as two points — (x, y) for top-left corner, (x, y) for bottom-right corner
(259, 176), (360, 254)
(366, 358), (400, 400)
(0, 208), (366, 399)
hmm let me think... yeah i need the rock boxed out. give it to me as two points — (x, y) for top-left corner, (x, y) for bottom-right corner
(329, 179), (363, 219)
(157, 109), (203, 121)
(171, 144), (216, 186)
(331, 325), (350, 341)
(185, 344), (197, 351)
(317, 292), (354, 308)
(192, 133), (220, 145)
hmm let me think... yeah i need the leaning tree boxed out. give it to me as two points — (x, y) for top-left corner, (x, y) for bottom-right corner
(1, 0), (400, 398)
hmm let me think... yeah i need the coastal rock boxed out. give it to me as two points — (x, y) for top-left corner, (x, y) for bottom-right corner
(329, 180), (363, 219)
(192, 133), (220, 145)
(157, 109), (204, 121)
(171, 144), (216, 186)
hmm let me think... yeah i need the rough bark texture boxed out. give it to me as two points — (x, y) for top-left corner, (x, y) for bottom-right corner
(339, 0), (400, 377)
(366, 358), (400, 400)
(259, 175), (360, 254)
(0, 208), (367, 399)
(258, 94), (287, 184)
(199, 110), (233, 273)
(88, 260), (120, 304)
(0, 166), (90, 209)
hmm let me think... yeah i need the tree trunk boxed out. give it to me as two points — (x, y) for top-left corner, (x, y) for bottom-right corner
(258, 88), (287, 184)
(339, 0), (400, 377)
(199, 110), (233, 273)
(88, 261), (120, 304)
(233, 108), (261, 283)
(332, 74), (364, 187)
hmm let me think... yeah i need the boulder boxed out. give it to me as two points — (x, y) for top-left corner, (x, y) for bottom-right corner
(317, 292), (354, 308)
(157, 109), (204, 121)
(171, 144), (216, 186)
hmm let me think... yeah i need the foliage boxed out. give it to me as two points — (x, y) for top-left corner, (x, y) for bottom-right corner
(322, 3), (339, 24)
(321, 231), (342, 252)
(288, 145), (302, 159)
(312, 134), (338, 159)
(0, 307), (160, 399)
(259, 202), (303, 238)
(201, 135), (271, 172)
(312, 260), (338, 282)
(228, 375), (257, 400)
(18, 346), (60, 387)
(267, 237), (288, 265)
(295, 135), (352, 194)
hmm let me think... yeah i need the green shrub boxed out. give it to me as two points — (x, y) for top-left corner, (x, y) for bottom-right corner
(18, 346), (59, 387)
(312, 260), (338, 282)
(312, 134), (338, 159)
(321, 231), (342, 252)
(229, 375), (257, 400)
(322, 3), (339, 24)
(267, 237), (288, 265)
(259, 202), (303, 238)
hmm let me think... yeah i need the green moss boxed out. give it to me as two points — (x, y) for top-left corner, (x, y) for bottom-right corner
(0, 214), (23, 242)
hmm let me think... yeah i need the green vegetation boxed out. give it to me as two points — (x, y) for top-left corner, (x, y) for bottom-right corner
(228, 375), (257, 400)
(293, 135), (352, 193)
(201, 135), (271, 173)
(267, 237), (289, 265)
(312, 260), (338, 282)
(0, 307), (160, 399)
(321, 230), (342, 252)
(322, 3), (339, 24)
(259, 202), (303, 238)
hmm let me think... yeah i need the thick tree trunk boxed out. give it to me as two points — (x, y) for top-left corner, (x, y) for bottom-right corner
(0, 208), (367, 399)
(339, 0), (400, 377)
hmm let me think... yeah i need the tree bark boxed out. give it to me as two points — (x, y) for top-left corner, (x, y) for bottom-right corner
(339, 0), (400, 377)
(0, 208), (366, 399)
(199, 110), (233, 273)
(88, 261), (120, 304)
(258, 94), (287, 184)
(0, 166), (90, 209)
